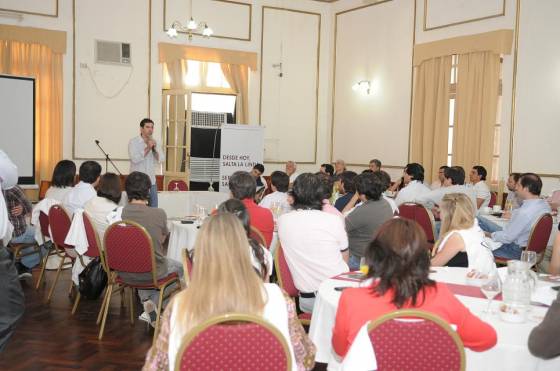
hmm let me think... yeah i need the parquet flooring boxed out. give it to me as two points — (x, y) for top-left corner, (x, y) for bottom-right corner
(0, 268), (152, 370)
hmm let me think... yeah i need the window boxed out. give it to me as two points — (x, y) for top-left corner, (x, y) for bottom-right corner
(447, 55), (503, 183)
(184, 61), (231, 89)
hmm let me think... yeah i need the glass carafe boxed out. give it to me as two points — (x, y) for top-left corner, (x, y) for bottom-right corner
(501, 260), (533, 322)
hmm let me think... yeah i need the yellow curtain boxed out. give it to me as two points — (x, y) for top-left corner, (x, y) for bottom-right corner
(0, 40), (63, 182)
(221, 63), (249, 124)
(453, 51), (500, 174)
(410, 56), (452, 183)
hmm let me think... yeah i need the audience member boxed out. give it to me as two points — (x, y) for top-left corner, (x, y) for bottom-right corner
(229, 171), (274, 247)
(285, 161), (300, 185)
(528, 290), (560, 359)
(278, 173), (349, 313)
(62, 161), (101, 215)
(378, 170), (398, 214)
(469, 165), (491, 209)
(331, 218), (497, 358)
(417, 166), (476, 209)
(259, 170), (291, 214)
(479, 173), (550, 259)
(218, 199), (272, 281)
(394, 163), (431, 206)
(334, 159), (346, 176)
(334, 171), (357, 212)
(144, 213), (316, 370)
(250, 163), (267, 193)
(316, 172), (343, 219)
(120, 172), (183, 326)
(83, 173), (122, 239)
(3, 184), (39, 278)
(368, 159), (381, 172)
(431, 193), (495, 274)
(320, 163), (334, 176)
(44, 160), (76, 201)
(430, 165), (449, 190)
(345, 172), (393, 271)
(505, 172), (522, 210)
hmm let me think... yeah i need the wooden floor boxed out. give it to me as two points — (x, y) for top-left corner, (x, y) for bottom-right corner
(0, 267), (153, 370)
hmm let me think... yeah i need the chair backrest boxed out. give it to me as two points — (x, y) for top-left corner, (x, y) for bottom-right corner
(104, 220), (157, 284)
(526, 213), (553, 254)
(398, 203), (416, 221)
(39, 211), (50, 239)
(48, 205), (73, 250)
(81, 212), (102, 259)
(38, 180), (51, 200)
(398, 203), (436, 243)
(274, 244), (299, 297)
(168, 179), (189, 191)
(175, 313), (291, 371)
(368, 310), (465, 371)
(250, 225), (267, 248)
(488, 192), (497, 208)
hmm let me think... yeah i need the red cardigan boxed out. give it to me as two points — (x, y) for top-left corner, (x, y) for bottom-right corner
(332, 282), (497, 357)
(242, 198), (274, 247)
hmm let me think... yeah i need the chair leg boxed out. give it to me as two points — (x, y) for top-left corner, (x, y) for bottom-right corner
(35, 250), (51, 290)
(46, 255), (65, 302)
(98, 283), (114, 340)
(68, 280), (74, 297)
(153, 288), (165, 343)
(96, 286), (109, 325)
(71, 292), (81, 315)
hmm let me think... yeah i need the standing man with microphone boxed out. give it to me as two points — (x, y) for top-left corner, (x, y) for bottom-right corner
(128, 118), (165, 207)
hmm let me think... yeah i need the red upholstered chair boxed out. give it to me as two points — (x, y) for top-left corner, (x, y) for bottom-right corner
(274, 244), (311, 325)
(495, 213), (553, 266)
(35, 211), (54, 290)
(368, 310), (465, 371)
(397, 203), (436, 244)
(167, 179), (189, 191)
(488, 192), (497, 208)
(100, 220), (181, 341)
(46, 205), (76, 302)
(397, 203), (416, 221)
(263, 175), (273, 197)
(175, 313), (291, 371)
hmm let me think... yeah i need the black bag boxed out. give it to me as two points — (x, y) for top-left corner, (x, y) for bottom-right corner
(78, 257), (107, 300)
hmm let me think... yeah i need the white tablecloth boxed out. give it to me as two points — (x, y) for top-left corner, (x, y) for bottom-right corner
(158, 191), (228, 218)
(309, 267), (560, 371)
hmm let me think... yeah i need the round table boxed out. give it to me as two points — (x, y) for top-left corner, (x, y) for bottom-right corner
(308, 267), (560, 371)
(158, 191), (229, 219)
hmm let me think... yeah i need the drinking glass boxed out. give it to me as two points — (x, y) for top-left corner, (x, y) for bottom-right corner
(480, 274), (502, 314)
(521, 251), (537, 269)
(359, 257), (369, 275)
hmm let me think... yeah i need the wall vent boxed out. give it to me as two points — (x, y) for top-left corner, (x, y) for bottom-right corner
(95, 40), (131, 65)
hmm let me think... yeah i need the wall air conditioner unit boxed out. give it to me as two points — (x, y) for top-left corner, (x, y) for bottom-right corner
(95, 40), (131, 65)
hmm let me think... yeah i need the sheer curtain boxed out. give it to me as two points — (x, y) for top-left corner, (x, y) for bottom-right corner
(410, 56), (452, 183)
(220, 63), (249, 124)
(0, 40), (63, 182)
(453, 51), (500, 173)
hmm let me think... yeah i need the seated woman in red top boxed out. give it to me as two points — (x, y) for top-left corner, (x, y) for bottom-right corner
(332, 218), (497, 358)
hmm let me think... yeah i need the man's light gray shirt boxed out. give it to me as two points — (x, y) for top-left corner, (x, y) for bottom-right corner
(128, 136), (165, 183)
(492, 198), (550, 246)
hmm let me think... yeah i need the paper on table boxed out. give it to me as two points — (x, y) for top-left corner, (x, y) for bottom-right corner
(531, 286), (557, 307)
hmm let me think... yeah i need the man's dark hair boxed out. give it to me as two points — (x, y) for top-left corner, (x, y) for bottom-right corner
(229, 171), (256, 200)
(405, 163), (425, 182)
(340, 171), (357, 194)
(97, 173), (122, 204)
(472, 165), (487, 181)
(79, 161), (102, 184)
(140, 118), (154, 128)
(440, 165), (450, 171)
(510, 172), (521, 183)
(444, 166), (465, 185)
(51, 160), (76, 187)
(362, 169), (374, 174)
(125, 171), (151, 201)
(378, 170), (392, 191)
(253, 163), (265, 174)
(292, 173), (323, 211)
(370, 159), (382, 169)
(316, 172), (334, 200)
(519, 173), (542, 196)
(270, 171), (289, 192)
(354, 172), (385, 201)
(321, 163), (334, 176)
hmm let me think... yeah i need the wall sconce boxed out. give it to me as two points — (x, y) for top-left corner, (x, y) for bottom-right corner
(352, 80), (371, 95)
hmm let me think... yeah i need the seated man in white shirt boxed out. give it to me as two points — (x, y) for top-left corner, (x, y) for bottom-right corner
(394, 163), (431, 206)
(285, 161), (300, 186)
(259, 171), (291, 215)
(430, 165), (449, 190)
(417, 166), (477, 210)
(469, 165), (491, 209)
(62, 161), (101, 215)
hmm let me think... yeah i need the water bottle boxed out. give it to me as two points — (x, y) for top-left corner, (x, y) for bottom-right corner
(501, 260), (532, 323)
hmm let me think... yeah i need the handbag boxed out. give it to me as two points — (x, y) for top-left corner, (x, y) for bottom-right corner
(78, 257), (108, 300)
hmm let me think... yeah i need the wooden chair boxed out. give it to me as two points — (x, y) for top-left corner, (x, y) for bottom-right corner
(274, 243), (311, 325)
(495, 213), (553, 266)
(174, 313), (291, 371)
(167, 179), (189, 191)
(100, 220), (181, 341)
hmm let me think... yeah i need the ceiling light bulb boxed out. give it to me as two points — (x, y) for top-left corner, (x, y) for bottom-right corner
(166, 26), (178, 38)
(187, 17), (198, 30)
(202, 24), (213, 37)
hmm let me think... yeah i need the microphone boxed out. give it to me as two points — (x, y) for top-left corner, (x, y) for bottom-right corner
(95, 139), (100, 145)
(149, 136), (157, 154)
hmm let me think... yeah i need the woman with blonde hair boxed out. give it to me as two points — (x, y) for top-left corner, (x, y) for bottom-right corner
(431, 193), (495, 274)
(143, 213), (315, 370)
